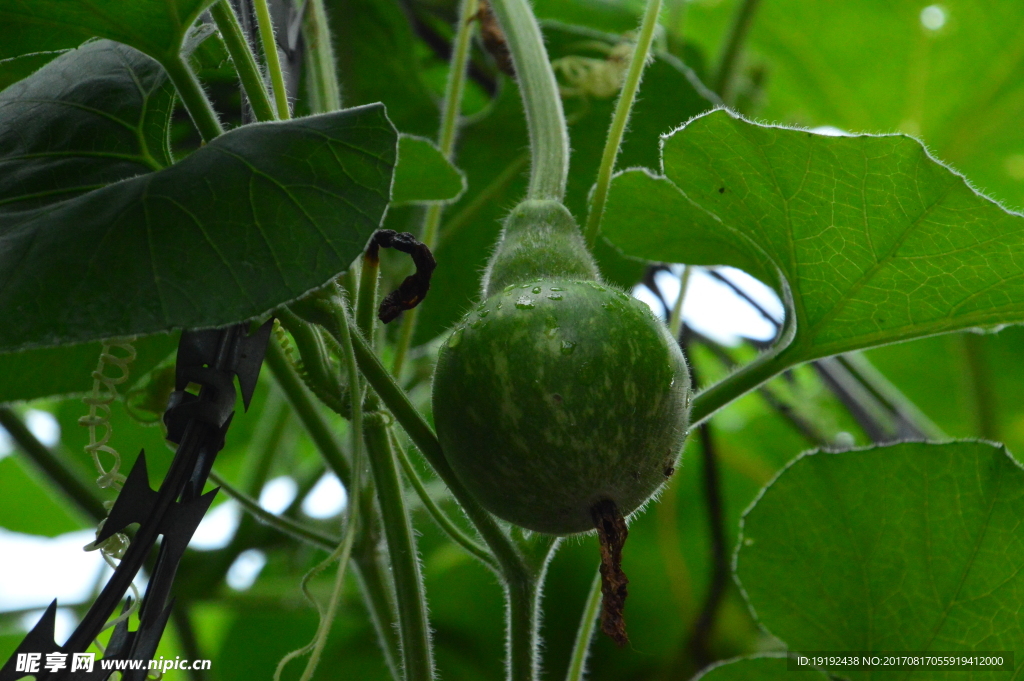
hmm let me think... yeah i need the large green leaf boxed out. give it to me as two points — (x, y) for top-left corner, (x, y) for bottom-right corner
(737, 441), (1024, 678)
(0, 0), (214, 63)
(0, 40), (175, 213)
(0, 52), (396, 351)
(604, 109), (1024, 364)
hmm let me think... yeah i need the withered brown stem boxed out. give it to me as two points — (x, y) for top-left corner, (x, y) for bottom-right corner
(591, 498), (629, 647)
(366, 229), (437, 323)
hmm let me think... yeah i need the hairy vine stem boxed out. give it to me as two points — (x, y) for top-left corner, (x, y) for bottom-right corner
(583, 0), (663, 249)
(252, 0), (291, 119)
(161, 53), (224, 141)
(301, 0), (342, 112)
(564, 568), (602, 681)
(209, 0), (278, 122)
(488, 0), (569, 201)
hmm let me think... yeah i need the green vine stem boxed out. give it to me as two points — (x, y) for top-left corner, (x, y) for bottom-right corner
(302, 0), (342, 112)
(268, 317), (405, 676)
(506, 540), (558, 681)
(356, 252), (380, 342)
(0, 407), (106, 522)
(564, 568), (602, 681)
(252, 0), (291, 119)
(363, 415), (435, 681)
(712, 0), (762, 104)
(668, 265), (691, 339)
(265, 338), (352, 485)
(347, 327), (526, 578)
(583, 0), (663, 249)
(391, 430), (497, 570)
(294, 298), (364, 681)
(689, 304), (798, 427)
(208, 0), (278, 122)
(391, 0), (480, 378)
(161, 52), (224, 141)
(488, 0), (569, 201)
(210, 471), (339, 549)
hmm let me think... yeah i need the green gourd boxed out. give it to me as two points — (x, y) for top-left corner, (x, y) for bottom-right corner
(431, 199), (691, 535)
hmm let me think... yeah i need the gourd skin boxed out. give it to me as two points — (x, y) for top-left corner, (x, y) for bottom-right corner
(432, 279), (690, 534)
(432, 199), (691, 535)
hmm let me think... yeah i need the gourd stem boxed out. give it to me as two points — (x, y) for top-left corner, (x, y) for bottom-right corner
(506, 539), (556, 681)
(391, 430), (498, 570)
(564, 568), (603, 681)
(278, 307), (345, 403)
(363, 417), (435, 681)
(583, 0), (663, 250)
(301, 0), (342, 112)
(352, 546), (403, 680)
(210, 471), (339, 550)
(507, 578), (539, 681)
(161, 53), (224, 141)
(348, 327), (529, 583)
(668, 265), (691, 339)
(690, 342), (798, 427)
(265, 338), (352, 486)
(712, 0), (762, 104)
(488, 0), (569, 201)
(392, 0), (481, 378)
(356, 253), (379, 342)
(208, 0), (278, 122)
(252, 0), (292, 119)
(297, 298), (364, 681)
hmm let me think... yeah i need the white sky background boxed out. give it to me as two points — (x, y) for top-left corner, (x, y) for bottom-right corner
(0, 266), (783, 639)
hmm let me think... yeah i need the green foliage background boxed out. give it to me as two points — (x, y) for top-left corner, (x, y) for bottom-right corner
(3, 0), (1024, 680)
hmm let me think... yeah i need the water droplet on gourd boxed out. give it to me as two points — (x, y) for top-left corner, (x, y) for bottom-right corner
(478, 309), (489, 318)
(532, 286), (542, 294)
(549, 287), (564, 292)
(548, 294), (563, 301)
(545, 326), (560, 339)
(448, 328), (464, 347)
(503, 284), (516, 293)
(560, 341), (576, 355)
(515, 297), (535, 310)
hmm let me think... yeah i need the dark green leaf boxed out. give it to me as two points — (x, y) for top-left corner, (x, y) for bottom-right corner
(694, 656), (828, 680)
(0, 64), (396, 351)
(0, 50), (66, 90)
(392, 135), (466, 205)
(0, 41), (175, 215)
(0, 0), (214, 63)
(737, 441), (1024, 676)
(0, 333), (178, 404)
(604, 109), (1024, 362)
(0, 455), (88, 536)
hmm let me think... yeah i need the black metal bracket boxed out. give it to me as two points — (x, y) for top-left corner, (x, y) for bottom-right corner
(0, 320), (273, 681)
